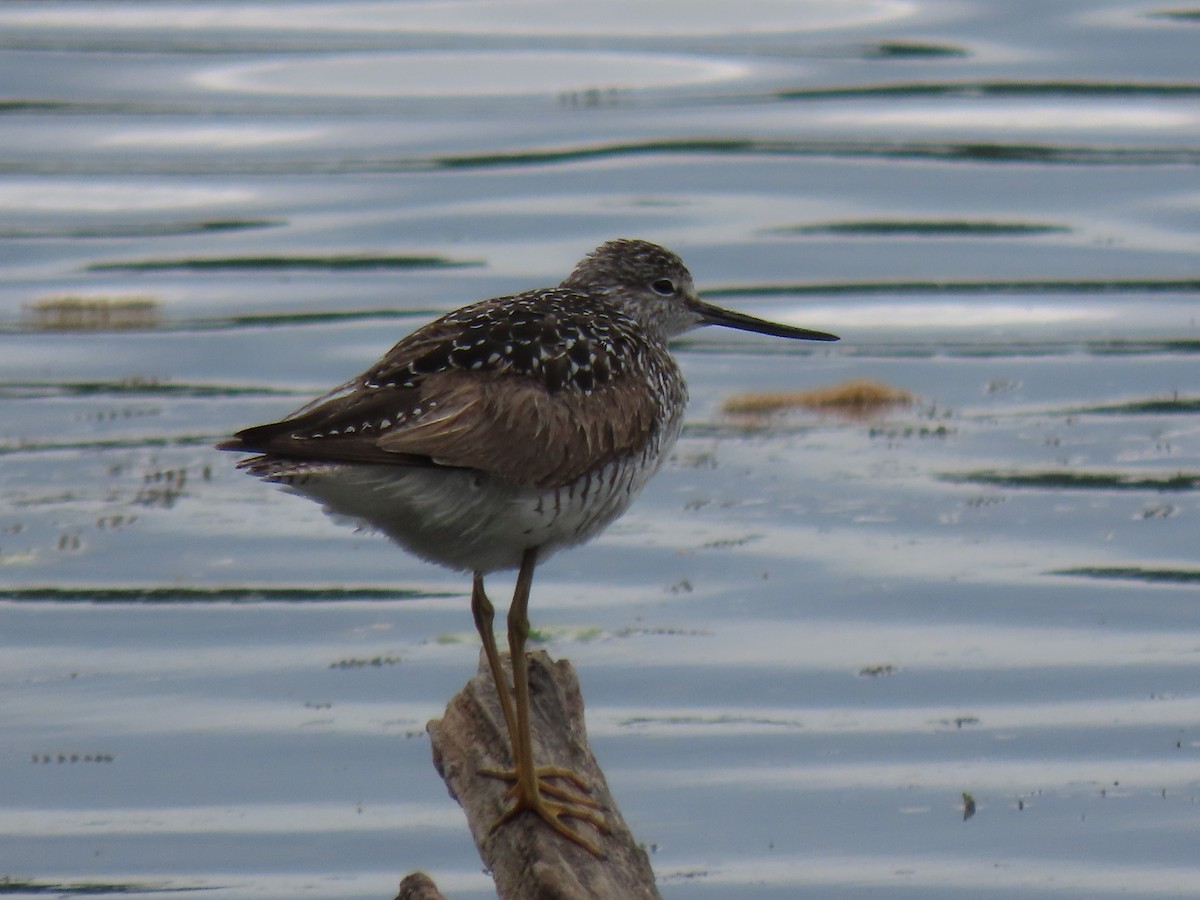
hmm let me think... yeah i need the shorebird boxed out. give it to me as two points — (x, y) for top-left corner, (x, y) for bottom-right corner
(219, 239), (838, 855)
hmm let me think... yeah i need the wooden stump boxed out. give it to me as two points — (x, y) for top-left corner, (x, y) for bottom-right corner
(394, 871), (448, 900)
(406, 650), (659, 899)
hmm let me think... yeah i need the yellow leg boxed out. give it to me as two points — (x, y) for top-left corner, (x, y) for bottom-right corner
(472, 573), (593, 801)
(470, 572), (517, 747)
(474, 548), (609, 857)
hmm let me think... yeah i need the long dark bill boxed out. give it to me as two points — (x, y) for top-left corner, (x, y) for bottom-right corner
(695, 298), (840, 342)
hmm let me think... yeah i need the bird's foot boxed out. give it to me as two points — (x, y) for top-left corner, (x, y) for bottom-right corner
(479, 764), (609, 857)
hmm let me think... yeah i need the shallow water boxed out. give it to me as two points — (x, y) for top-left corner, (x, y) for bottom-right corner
(1, 1), (1198, 897)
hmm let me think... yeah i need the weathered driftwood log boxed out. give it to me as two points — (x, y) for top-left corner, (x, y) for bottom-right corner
(410, 649), (659, 900)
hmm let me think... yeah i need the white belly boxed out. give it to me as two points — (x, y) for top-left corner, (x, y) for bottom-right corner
(261, 449), (664, 573)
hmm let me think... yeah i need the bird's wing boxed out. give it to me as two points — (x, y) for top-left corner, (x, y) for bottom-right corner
(375, 368), (662, 487)
(222, 292), (671, 488)
(224, 367), (663, 489)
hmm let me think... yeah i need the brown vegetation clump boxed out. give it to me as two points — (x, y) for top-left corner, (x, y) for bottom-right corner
(722, 378), (915, 420)
(23, 295), (160, 331)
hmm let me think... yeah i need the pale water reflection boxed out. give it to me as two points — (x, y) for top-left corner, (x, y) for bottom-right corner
(195, 52), (753, 97)
(0, 0), (916, 38)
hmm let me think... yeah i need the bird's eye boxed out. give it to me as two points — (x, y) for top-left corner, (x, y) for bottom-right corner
(651, 278), (675, 296)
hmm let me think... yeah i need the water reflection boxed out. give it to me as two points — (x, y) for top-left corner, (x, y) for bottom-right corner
(2, 0), (1199, 895)
(195, 52), (751, 98)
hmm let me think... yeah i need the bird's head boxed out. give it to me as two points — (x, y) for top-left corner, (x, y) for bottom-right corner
(563, 238), (839, 345)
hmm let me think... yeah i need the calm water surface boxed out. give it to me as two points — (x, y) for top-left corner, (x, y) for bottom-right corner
(1, 1), (1198, 897)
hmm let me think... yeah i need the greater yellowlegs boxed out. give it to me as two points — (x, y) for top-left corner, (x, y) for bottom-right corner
(219, 239), (838, 855)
